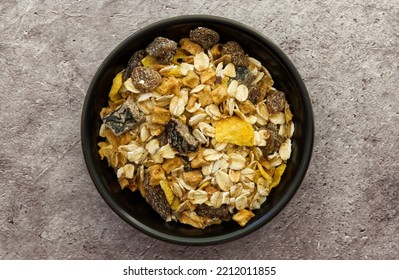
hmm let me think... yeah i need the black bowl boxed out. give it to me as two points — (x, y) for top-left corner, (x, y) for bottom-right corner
(81, 15), (314, 245)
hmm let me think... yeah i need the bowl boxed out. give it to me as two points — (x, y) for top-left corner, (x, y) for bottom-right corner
(81, 15), (314, 245)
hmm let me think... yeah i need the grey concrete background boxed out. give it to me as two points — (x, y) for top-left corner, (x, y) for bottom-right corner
(0, 0), (398, 259)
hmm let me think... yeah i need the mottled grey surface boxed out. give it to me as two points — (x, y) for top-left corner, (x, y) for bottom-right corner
(0, 0), (398, 260)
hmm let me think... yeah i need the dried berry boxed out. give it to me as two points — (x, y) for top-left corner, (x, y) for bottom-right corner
(234, 66), (255, 86)
(189, 27), (220, 50)
(221, 41), (248, 67)
(102, 99), (145, 136)
(266, 90), (286, 114)
(195, 204), (231, 221)
(123, 49), (146, 81)
(248, 85), (267, 104)
(131, 66), (162, 93)
(262, 129), (283, 155)
(145, 37), (177, 64)
(165, 118), (199, 154)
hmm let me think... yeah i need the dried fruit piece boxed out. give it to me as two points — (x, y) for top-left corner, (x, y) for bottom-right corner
(145, 37), (178, 64)
(248, 85), (265, 105)
(162, 157), (183, 173)
(189, 27), (220, 50)
(108, 72), (123, 101)
(131, 66), (162, 93)
(148, 164), (166, 186)
(234, 66), (255, 86)
(144, 175), (172, 221)
(215, 116), (254, 146)
(165, 118), (199, 153)
(195, 204), (231, 221)
(123, 50), (146, 81)
(179, 38), (203, 55)
(102, 99), (145, 136)
(182, 170), (203, 187)
(266, 90), (286, 114)
(262, 129), (283, 155)
(221, 41), (248, 67)
(269, 163), (286, 189)
(159, 180), (175, 205)
(232, 209), (255, 226)
(151, 106), (171, 125)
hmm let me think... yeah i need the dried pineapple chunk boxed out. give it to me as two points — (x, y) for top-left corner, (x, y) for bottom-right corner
(108, 72), (123, 101)
(215, 116), (254, 146)
(269, 163), (286, 189)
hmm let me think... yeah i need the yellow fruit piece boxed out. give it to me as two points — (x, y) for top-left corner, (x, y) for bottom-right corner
(172, 48), (188, 64)
(215, 116), (254, 146)
(141, 55), (158, 67)
(257, 162), (272, 183)
(170, 197), (180, 211)
(160, 180), (175, 205)
(108, 72), (123, 101)
(269, 163), (286, 189)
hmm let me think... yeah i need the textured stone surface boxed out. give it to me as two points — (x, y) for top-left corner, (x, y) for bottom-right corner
(0, 0), (398, 259)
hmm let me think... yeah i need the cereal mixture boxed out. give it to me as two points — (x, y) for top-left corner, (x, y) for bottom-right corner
(98, 27), (294, 228)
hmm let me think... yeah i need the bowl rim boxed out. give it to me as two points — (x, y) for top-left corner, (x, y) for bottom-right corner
(81, 15), (314, 245)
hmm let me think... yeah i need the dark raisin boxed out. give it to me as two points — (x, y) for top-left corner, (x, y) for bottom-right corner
(102, 99), (145, 136)
(266, 90), (286, 114)
(143, 172), (172, 221)
(145, 37), (177, 64)
(234, 66), (255, 86)
(165, 119), (199, 154)
(130, 66), (162, 93)
(221, 41), (248, 67)
(189, 27), (220, 50)
(262, 129), (283, 155)
(123, 49), (146, 81)
(195, 204), (231, 221)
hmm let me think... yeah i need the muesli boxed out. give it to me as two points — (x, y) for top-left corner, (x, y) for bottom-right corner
(98, 27), (294, 228)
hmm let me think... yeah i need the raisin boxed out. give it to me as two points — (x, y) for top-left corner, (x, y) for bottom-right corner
(165, 119), (199, 154)
(143, 172), (172, 221)
(123, 49), (146, 81)
(130, 66), (162, 93)
(262, 129), (283, 155)
(221, 41), (248, 67)
(266, 90), (286, 114)
(145, 37), (177, 64)
(102, 99), (145, 136)
(189, 27), (220, 50)
(195, 204), (231, 221)
(234, 66), (255, 86)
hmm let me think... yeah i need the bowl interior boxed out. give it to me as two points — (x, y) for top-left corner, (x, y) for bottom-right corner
(82, 16), (313, 245)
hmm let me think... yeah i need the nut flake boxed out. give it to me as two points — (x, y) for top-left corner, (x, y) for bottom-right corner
(194, 52), (210, 71)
